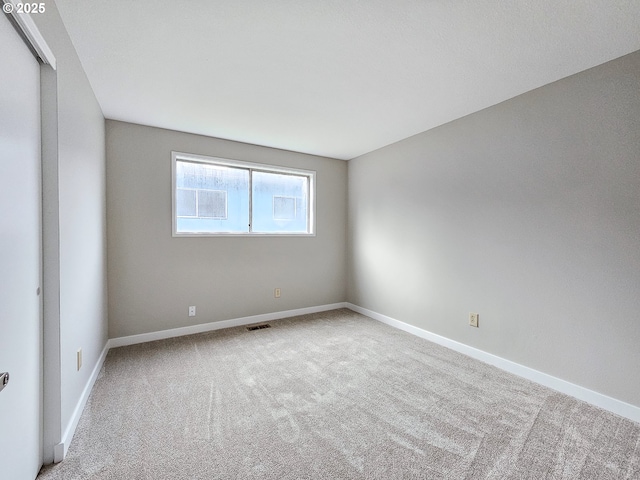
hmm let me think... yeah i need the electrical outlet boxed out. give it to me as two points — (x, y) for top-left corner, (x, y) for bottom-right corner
(188, 306), (196, 317)
(274, 288), (281, 298)
(469, 312), (479, 328)
(77, 348), (82, 371)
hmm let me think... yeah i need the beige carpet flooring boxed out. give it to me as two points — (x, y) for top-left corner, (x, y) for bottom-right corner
(38, 309), (640, 479)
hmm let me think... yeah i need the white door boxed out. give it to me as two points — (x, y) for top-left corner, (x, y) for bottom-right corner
(0, 12), (43, 480)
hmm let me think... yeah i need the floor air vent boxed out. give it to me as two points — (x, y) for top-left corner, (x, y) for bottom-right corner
(246, 324), (271, 331)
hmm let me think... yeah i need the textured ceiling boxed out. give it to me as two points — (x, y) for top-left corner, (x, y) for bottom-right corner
(55, 0), (640, 160)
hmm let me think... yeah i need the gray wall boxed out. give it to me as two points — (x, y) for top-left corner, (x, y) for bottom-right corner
(34, 0), (108, 459)
(106, 121), (347, 338)
(348, 51), (640, 407)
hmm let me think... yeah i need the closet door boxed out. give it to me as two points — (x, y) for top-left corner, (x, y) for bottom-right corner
(0, 11), (44, 480)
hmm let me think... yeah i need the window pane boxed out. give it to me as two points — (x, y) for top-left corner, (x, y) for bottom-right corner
(175, 160), (249, 233)
(273, 196), (296, 220)
(198, 190), (227, 218)
(251, 171), (308, 233)
(176, 188), (196, 217)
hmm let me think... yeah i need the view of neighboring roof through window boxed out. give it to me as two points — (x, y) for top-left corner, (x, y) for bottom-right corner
(172, 152), (315, 236)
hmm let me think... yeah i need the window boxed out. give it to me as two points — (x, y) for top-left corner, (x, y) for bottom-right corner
(172, 152), (315, 236)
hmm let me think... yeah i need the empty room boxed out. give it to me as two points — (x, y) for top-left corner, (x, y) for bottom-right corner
(1, 0), (639, 478)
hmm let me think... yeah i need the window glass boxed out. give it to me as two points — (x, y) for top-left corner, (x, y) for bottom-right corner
(175, 160), (249, 233)
(176, 188), (196, 217)
(198, 190), (227, 219)
(273, 196), (296, 220)
(251, 172), (308, 233)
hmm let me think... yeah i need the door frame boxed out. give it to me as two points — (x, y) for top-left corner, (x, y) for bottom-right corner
(2, 1), (55, 68)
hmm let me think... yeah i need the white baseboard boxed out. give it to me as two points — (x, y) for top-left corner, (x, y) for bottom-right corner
(108, 303), (348, 349)
(60, 301), (637, 463)
(345, 303), (640, 424)
(57, 341), (110, 461)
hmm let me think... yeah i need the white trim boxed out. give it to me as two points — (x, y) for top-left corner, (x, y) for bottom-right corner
(172, 151), (317, 177)
(41, 58), (60, 466)
(3, 0), (56, 69)
(345, 303), (640, 424)
(171, 232), (316, 238)
(108, 303), (347, 348)
(56, 342), (109, 461)
(53, 443), (64, 464)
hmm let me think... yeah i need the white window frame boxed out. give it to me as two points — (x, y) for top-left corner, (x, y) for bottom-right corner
(171, 151), (316, 237)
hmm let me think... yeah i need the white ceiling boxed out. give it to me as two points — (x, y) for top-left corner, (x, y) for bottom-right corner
(55, 0), (640, 160)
